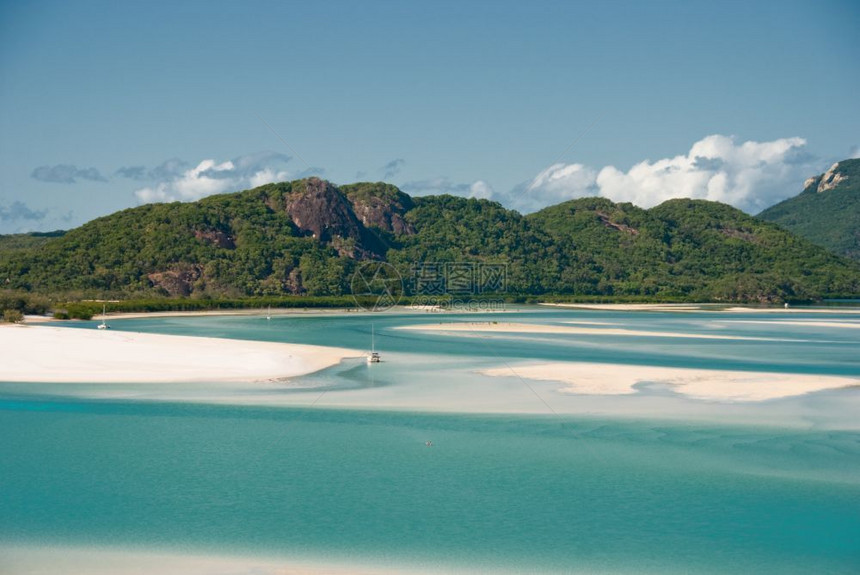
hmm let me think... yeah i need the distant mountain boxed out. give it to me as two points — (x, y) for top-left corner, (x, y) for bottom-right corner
(2, 177), (859, 302)
(759, 159), (860, 261)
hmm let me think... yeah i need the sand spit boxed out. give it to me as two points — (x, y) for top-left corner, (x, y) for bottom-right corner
(0, 325), (361, 384)
(481, 361), (860, 402)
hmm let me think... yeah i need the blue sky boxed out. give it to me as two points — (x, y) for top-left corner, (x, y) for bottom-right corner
(1, 0), (858, 232)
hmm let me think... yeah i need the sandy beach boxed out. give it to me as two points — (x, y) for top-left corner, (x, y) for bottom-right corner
(540, 302), (860, 314)
(722, 306), (860, 314)
(0, 325), (361, 384)
(540, 303), (709, 312)
(398, 321), (802, 341)
(0, 544), (418, 575)
(21, 304), (508, 324)
(22, 307), (364, 323)
(721, 319), (860, 329)
(481, 361), (860, 402)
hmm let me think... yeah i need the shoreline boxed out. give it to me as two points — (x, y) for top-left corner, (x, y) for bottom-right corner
(0, 325), (361, 384)
(5, 313), (859, 413)
(481, 361), (860, 402)
(15, 301), (860, 324)
(0, 544), (426, 575)
(22, 307), (368, 323)
(540, 302), (860, 313)
(396, 321), (822, 341)
(540, 302), (711, 312)
(22, 304), (514, 323)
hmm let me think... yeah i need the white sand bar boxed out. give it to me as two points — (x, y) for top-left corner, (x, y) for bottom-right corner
(723, 320), (860, 329)
(0, 325), (361, 383)
(540, 303), (707, 311)
(399, 321), (794, 341)
(540, 303), (860, 314)
(722, 307), (860, 314)
(481, 362), (860, 402)
(0, 544), (415, 575)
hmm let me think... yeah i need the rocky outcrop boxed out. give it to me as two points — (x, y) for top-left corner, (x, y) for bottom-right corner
(719, 227), (757, 242)
(596, 211), (638, 235)
(758, 158), (860, 261)
(194, 228), (235, 249)
(351, 197), (415, 235)
(285, 178), (361, 242)
(343, 183), (416, 236)
(816, 162), (848, 193)
(283, 178), (386, 258)
(802, 175), (820, 191)
(148, 264), (202, 296)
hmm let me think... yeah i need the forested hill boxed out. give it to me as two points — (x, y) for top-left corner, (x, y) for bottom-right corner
(759, 158), (860, 261)
(2, 177), (859, 303)
(0, 230), (65, 252)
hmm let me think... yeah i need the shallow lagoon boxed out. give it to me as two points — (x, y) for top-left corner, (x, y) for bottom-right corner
(2, 306), (859, 573)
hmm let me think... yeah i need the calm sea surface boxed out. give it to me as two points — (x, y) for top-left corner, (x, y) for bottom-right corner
(1, 307), (859, 573)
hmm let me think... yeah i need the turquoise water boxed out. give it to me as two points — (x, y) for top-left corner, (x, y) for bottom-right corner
(91, 307), (860, 375)
(2, 307), (860, 572)
(2, 398), (859, 573)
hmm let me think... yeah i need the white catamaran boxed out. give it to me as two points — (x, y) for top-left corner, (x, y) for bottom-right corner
(367, 324), (380, 363)
(97, 304), (110, 330)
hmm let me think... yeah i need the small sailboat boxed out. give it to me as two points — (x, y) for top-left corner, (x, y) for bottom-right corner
(367, 324), (381, 363)
(97, 304), (110, 330)
(266, 305), (271, 320)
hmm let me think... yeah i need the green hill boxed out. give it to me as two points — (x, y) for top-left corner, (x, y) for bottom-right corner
(0, 230), (66, 252)
(759, 158), (860, 261)
(527, 197), (860, 301)
(2, 177), (859, 303)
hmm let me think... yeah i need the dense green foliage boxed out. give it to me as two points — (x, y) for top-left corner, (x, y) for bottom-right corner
(759, 159), (860, 261)
(390, 195), (562, 293)
(0, 183), (356, 297)
(0, 230), (66, 252)
(3, 309), (23, 323)
(0, 290), (51, 315)
(527, 197), (860, 301)
(54, 295), (376, 320)
(2, 177), (859, 305)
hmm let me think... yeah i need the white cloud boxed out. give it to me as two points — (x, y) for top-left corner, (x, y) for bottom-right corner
(850, 144), (860, 159)
(490, 135), (818, 214)
(514, 163), (597, 212)
(249, 168), (289, 188)
(133, 152), (292, 204)
(595, 135), (812, 213)
(468, 180), (495, 200)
